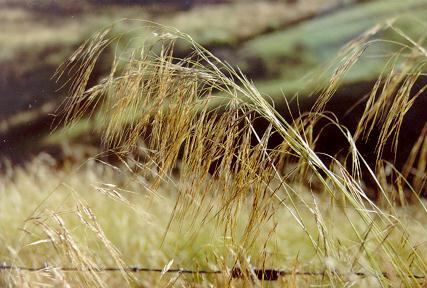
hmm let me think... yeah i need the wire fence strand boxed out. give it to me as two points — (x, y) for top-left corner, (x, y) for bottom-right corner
(0, 263), (426, 281)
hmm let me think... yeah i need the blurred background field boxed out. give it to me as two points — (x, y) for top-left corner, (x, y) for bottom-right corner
(1, 1), (427, 287)
(1, 0), (427, 164)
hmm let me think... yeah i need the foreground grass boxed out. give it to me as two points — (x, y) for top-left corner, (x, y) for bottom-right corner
(1, 155), (427, 287)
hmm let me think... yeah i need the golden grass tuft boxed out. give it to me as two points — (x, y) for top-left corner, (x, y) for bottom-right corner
(1, 19), (427, 287)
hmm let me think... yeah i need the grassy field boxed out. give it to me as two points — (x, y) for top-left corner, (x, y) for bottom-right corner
(2, 154), (427, 287)
(1, 0), (342, 138)
(1, 0), (427, 287)
(3, 0), (427, 143)
(1, 17), (427, 287)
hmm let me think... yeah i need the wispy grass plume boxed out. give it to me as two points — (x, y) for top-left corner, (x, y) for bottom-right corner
(35, 19), (427, 287)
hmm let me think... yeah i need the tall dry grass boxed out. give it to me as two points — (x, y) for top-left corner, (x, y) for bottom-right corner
(2, 19), (427, 287)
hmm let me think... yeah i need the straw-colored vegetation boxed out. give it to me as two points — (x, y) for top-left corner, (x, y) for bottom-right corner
(1, 18), (427, 288)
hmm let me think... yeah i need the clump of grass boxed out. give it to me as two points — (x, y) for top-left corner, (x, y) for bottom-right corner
(4, 152), (427, 287)
(2, 19), (427, 287)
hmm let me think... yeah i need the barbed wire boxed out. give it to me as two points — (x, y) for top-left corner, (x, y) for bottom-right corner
(0, 263), (425, 281)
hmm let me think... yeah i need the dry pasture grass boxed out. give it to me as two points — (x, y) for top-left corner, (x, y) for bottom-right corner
(1, 19), (427, 287)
